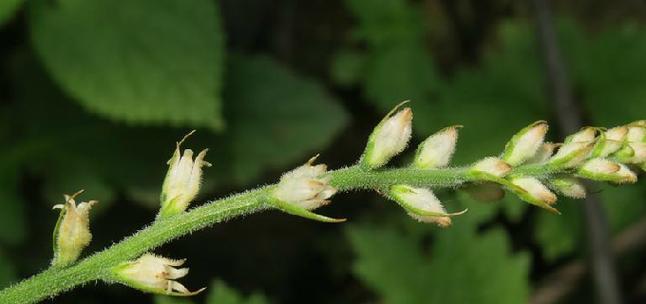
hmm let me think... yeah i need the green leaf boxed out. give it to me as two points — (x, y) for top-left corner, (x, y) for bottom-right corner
(0, 165), (26, 245)
(344, 0), (439, 113)
(426, 21), (547, 163)
(559, 19), (646, 125)
(0, 0), (22, 26)
(222, 55), (348, 183)
(600, 184), (646, 234)
(206, 280), (269, 304)
(347, 223), (529, 304)
(29, 0), (225, 130)
(0, 250), (16, 289)
(535, 199), (582, 261)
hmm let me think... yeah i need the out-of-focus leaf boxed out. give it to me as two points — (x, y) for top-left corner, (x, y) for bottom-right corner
(29, 0), (225, 130)
(559, 19), (646, 125)
(344, 0), (439, 114)
(0, 0), (22, 26)
(535, 199), (582, 261)
(330, 49), (366, 87)
(600, 184), (646, 234)
(0, 163), (26, 245)
(0, 249), (16, 288)
(222, 55), (348, 183)
(427, 21), (547, 163)
(206, 280), (269, 304)
(347, 222), (529, 304)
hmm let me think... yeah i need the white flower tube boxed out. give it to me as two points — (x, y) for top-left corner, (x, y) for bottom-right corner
(51, 190), (96, 267)
(502, 121), (549, 166)
(112, 253), (204, 296)
(361, 103), (413, 169)
(159, 131), (211, 218)
(413, 125), (460, 169)
(389, 185), (466, 227)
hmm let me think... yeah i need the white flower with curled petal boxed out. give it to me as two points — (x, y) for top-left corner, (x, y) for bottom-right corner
(112, 253), (204, 296)
(273, 156), (336, 210)
(51, 190), (97, 267)
(159, 131), (211, 218)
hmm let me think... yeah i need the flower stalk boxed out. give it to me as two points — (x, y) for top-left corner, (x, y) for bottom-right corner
(1, 106), (643, 304)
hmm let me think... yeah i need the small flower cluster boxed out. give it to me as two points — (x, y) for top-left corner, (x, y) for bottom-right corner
(363, 102), (466, 227)
(469, 120), (645, 213)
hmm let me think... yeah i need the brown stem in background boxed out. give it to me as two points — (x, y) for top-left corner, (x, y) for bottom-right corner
(531, 219), (646, 304)
(530, 0), (622, 303)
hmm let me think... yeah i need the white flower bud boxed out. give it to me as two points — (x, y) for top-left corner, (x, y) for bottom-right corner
(159, 131), (211, 219)
(626, 125), (646, 142)
(564, 127), (597, 144)
(510, 176), (557, 206)
(549, 178), (586, 199)
(51, 190), (96, 267)
(413, 125), (460, 169)
(549, 141), (593, 168)
(592, 126), (627, 157)
(578, 158), (637, 184)
(273, 156), (336, 210)
(502, 121), (549, 166)
(526, 142), (558, 164)
(470, 157), (512, 178)
(389, 185), (465, 227)
(362, 104), (413, 169)
(614, 142), (646, 164)
(112, 253), (204, 296)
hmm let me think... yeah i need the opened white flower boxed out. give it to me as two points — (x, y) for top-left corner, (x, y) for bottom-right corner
(112, 253), (204, 296)
(414, 125), (459, 169)
(470, 157), (512, 178)
(273, 156), (336, 210)
(389, 185), (458, 227)
(578, 158), (637, 184)
(511, 176), (557, 205)
(52, 190), (96, 267)
(503, 121), (549, 166)
(159, 131), (211, 218)
(362, 105), (413, 169)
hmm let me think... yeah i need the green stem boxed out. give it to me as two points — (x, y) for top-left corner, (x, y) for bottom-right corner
(0, 163), (560, 304)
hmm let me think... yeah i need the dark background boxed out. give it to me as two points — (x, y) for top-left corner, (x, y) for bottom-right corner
(0, 0), (645, 303)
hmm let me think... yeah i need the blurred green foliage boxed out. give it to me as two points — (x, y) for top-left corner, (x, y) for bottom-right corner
(0, 0), (645, 303)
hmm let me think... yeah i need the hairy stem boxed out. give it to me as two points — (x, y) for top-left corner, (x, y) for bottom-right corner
(0, 163), (564, 304)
